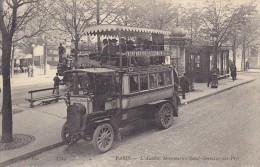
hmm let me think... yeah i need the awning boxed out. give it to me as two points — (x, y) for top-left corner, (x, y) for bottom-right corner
(84, 24), (171, 36)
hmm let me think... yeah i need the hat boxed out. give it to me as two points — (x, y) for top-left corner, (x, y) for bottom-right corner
(111, 39), (118, 43)
(102, 39), (108, 44)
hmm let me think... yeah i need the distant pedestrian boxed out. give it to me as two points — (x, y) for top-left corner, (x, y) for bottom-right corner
(53, 73), (61, 95)
(28, 65), (32, 77)
(230, 64), (237, 81)
(180, 73), (190, 99)
(207, 69), (213, 87)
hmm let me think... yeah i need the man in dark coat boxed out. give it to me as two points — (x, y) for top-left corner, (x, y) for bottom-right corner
(58, 44), (65, 62)
(101, 39), (109, 64)
(230, 64), (237, 81)
(53, 73), (61, 95)
(180, 73), (190, 99)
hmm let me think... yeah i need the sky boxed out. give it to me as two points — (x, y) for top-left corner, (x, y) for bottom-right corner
(171, 0), (260, 11)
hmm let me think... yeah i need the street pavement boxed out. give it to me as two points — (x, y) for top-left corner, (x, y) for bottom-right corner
(0, 69), (258, 167)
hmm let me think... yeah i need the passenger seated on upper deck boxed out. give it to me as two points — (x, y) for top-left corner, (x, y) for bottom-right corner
(108, 39), (118, 64)
(101, 39), (109, 64)
(113, 38), (128, 66)
(118, 38), (127, 53)
(126, 40), (135, 51)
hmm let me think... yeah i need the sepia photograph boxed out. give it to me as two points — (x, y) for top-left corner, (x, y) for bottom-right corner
(0, 0), (260, 166)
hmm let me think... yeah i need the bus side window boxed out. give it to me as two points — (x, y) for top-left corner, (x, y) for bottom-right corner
(165, 71), (172, 85)
(158, 72), (165, 87)
(140, 74), (148, 91)
(149, 73), (157, 89)
(130, 75), (138, 92)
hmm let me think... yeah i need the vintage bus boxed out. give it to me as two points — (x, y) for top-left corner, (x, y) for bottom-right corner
(61, 25), (180, 153)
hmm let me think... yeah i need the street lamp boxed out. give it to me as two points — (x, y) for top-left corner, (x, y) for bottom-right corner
(31, 44), (35, 77)
(210, 28), (218, 88)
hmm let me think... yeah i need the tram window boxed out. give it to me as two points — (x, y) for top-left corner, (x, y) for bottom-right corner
(165, 71), (172, 85)
(158, 72), (165, 87)
(130, 75), (139, 92)
(140, 74), (148, 91)
(149, 73), (157, 89)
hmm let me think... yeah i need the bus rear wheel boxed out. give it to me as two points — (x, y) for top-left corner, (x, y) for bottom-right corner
(92, 123), (114, 153)
(155, 103), (174, 129)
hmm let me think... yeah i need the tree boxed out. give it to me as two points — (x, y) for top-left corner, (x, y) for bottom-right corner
(226, 3), (258, 68)
(113, 0), (177, 30)
(52, 0), (95, 68)
(200, 0), (256, 70)
(0, 0), (50, 143)
(240, 15), (260, 70)
(178, 5), (204, 45)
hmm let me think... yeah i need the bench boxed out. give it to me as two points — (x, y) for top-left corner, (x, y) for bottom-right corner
(25, 87), (63, 108)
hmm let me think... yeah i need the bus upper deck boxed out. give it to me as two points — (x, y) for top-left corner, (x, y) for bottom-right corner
(58, 24), (173, 74)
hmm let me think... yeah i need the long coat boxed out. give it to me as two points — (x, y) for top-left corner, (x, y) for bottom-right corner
(180, 76), (190, 93)
(230, 66), (237, 76)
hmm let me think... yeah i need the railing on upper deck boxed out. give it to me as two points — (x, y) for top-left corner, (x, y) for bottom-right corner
(76, 44), (172, 68)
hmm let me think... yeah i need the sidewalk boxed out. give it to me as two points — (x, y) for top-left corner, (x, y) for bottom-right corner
(0, 73), (256, 167)
(0, 68), (58, 88)
(180, 74), (255, 105)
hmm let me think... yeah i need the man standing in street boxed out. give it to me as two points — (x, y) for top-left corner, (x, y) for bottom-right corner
(53, 73), (61, 95)
(180, 73), (190, 99)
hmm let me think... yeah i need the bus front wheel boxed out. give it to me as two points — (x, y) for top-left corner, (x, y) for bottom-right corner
(92, 123), (115, 153)
(155, 103), (174, 129)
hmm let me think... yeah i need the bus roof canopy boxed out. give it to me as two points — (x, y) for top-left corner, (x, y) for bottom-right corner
(84, 24), (171, 36)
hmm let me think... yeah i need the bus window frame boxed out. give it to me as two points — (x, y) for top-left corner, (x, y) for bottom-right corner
(165, 70), (172, 86)
(149, 73), (158, 90)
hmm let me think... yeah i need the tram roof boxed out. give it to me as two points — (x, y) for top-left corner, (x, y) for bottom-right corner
(65, 68), (116, 74)
(84, 24), (171, 36)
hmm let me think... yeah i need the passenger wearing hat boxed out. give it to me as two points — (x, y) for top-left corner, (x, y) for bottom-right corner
(101, 39), (109, 63)
(118, 38), (127, 53)
(108, 38), (118, 56)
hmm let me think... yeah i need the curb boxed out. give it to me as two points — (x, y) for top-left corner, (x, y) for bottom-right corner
(0, 142), (64, 167)
(180, 79), (255, 106)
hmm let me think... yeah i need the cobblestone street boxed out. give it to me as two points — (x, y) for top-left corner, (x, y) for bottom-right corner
(7, 72), (260, 167)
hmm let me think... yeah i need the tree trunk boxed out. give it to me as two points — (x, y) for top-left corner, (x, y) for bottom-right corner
(11, 45), (15, 78)
(232, 47), (236, 65)
(242, 42), (246, 71)
(96, 0), (101, 53)
(73, 36), (79, 94)
(1, 36), (13, 143)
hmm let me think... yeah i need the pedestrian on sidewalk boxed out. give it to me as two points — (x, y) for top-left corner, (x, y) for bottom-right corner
(28, 64), (32, 77)
(53, 73), (61, 95)
(207, 69), (215, 87)
(180, 73), (190, 99)
(230, 64), (237, 81)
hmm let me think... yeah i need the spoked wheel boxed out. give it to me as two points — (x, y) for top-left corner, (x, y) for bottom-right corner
(61, 122), (79, 145)
(93, 123), (114, 153)
(155, 103), (174, 129)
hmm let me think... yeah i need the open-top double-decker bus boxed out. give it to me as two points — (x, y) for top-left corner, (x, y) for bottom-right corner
(61, 24), (180, 153)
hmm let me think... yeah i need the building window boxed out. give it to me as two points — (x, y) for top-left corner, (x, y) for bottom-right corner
(149, 73), (157, 89)
(129, 75), (138, 92)
(140, 74), (148, 91)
